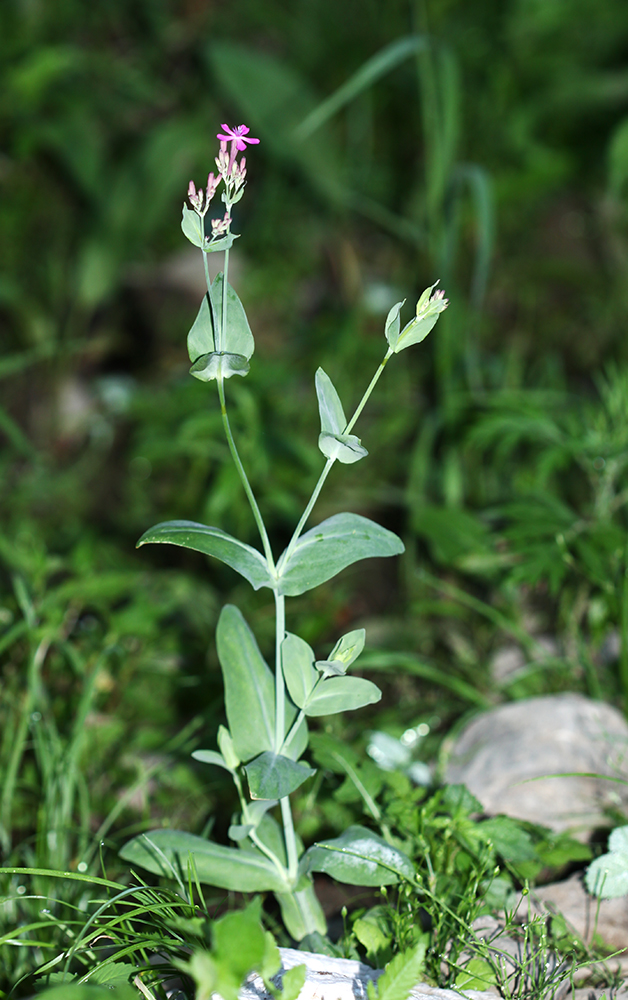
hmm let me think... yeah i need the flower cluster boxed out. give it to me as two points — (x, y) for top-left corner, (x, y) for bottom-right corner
(187, 124), (260, 242)
(416, 284), (449, 320)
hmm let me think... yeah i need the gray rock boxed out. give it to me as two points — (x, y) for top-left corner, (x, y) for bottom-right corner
(444, 693), (628, 838)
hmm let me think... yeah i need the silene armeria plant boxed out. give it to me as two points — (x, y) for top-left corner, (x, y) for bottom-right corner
(120, 123), (449, 942)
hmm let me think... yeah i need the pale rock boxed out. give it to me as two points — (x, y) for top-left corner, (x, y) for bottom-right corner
(444, 693), (628, 838)
(236, 949), (497, 1000)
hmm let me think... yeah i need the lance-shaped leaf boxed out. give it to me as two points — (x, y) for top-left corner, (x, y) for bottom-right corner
(192, 749), (232, 772)
(218, 725), (241, 769)
(181, 205), (239, 255)
(120, 829), (289, 892)
(282, 633), (318, 710)
(187, 292), (215, 360)
(315, 368), (367, 465)
(181, 204), (205, 248)
(217, 605), (275, 762)
(316, 627), (366, 677)
(302, 825), (414, 886)
(205, 232), (239, 254)
(276, 512), (404, 597)
(245, 751), (316, 800)
(193, 724), (240, 774)
(137, 520), (273, 591)
(384, 299), (405, 347)
(304, 674), (381, 717)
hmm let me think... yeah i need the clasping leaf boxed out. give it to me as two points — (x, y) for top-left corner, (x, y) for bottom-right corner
(187, 273), (254, 379)
(316, 627), (365, 677)
(316, 368), (368, 464)
(245, 751), (316, 800)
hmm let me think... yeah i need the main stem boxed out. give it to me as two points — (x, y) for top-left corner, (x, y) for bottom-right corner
(203, 243), (275, 570)
(274, 589), (299, 882)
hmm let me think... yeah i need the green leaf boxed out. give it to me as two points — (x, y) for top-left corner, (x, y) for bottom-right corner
(384, 300), (405, 348)
(229, 800), (277, 841)
(36, 988), (137, 1000)
(454, 958), (497, 992)
(205, 232), (239, 253)
(190, 352), (250, 381)
(327, 628), (366, 668)
(218, 725), (241, 769)
(479, 816), (537, 863)
(212, 899), (267, 987)
(212, 272), (254, 359)
(586, 825), (628, 898)
(282, 632), (318, 709)
(280, 964), (308, 1000)
(315, 368), (368, 464)
(119, 829), (289, 892)
(304, 674), (381, 716)
(274, 879), (327, 941)
(137, 520), (272, 591)
(244, 751), (315, 800)
(86, 962), (135, 987)
(303, 825), (414, 886)
(367, 942), (427, 1000)
(187, 293), (215, 361)
(318, 431), (368, 464)
(389, 282), (447, 353)
(276, 513), (404, 596)
(260, 931), (282, 981)
(187, 274), (254, 368)
(353, 906), (393, 958)
(182, 204), (205, 247)
(316, 368), (346, 436)
(192, 749), (232, 772)
(217, 606), (275, 762)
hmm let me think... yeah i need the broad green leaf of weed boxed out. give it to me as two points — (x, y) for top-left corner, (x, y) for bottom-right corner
(455, 957), (497, 991)
(86, 961), (136, 986)
(280, 964), (307, 1000)
(36, 985), (137, 999)
(367, 941), (427, 1000)
(353, 905), (393, 961)
(586, 825), (628, 897)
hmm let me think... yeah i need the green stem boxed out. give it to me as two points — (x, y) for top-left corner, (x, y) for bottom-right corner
(220, 246), (229, 354)
(275, 589), (299, 883)
(216, 378), (275, 570)
(281, 707), (306, 755)
(233, 767), (287, 880)
(274, 590), (286, 751)
(280, 347), (394, 569)
(345, 347), (393, 434)
(280, 797), (299, 883)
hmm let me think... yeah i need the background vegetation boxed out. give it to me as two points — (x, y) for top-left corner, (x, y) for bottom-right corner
(4, 0), (628, 992)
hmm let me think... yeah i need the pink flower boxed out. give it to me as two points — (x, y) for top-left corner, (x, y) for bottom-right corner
(216, 124), (260, 151)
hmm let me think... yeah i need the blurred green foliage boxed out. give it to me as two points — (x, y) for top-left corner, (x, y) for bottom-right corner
(4, 0), (628, 985)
